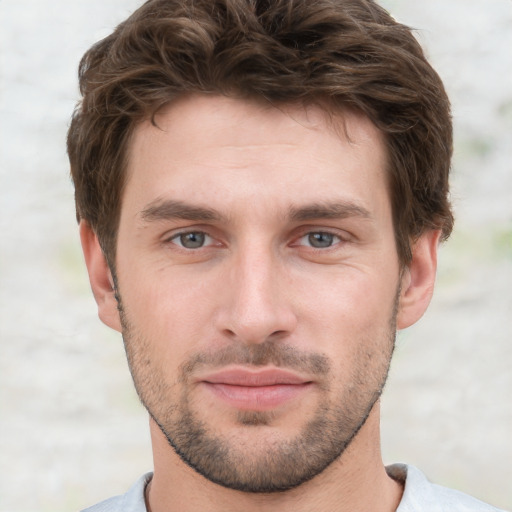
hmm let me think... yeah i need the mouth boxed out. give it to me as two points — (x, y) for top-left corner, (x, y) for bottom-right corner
(198, 367), (314, 411)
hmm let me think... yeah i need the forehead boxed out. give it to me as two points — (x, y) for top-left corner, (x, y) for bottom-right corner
(123, 94), (389, 218)
(137, 95), (384, 155)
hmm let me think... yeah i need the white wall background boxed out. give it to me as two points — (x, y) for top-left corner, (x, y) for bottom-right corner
(0, 1), (510, 511)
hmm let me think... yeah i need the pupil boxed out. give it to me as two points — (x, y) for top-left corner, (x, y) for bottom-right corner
(309, 232), (333, 248)
(181, 232), (205, 248)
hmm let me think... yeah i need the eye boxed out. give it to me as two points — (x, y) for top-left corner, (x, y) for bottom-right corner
(171, 231), (212, 249)
(298, 232), (341, 249)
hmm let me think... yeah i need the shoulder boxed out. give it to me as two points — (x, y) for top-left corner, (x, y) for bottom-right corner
(80, 472), (153, 512)
(387, 464), (506, 512)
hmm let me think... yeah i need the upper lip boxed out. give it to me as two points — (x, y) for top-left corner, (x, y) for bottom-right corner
(199, 367), (312, 387)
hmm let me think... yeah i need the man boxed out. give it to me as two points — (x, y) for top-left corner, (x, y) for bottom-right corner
(67, 0), (504, 510)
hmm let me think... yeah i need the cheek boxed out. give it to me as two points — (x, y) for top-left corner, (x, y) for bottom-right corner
(297, 268), (398, 350)
(117, 261), (221, 358)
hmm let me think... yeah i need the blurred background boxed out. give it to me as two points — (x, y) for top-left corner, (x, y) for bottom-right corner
(0, 1), (511, 511)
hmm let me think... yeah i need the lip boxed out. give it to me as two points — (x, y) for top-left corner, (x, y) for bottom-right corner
(201, 367), (311, 386)
(198, 367), (313, 411)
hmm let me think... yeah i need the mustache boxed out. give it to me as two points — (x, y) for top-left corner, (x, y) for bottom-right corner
(179, 340), (331, 379)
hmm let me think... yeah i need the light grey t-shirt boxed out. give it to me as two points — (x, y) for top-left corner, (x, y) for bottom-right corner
(81, 464), (506, 512)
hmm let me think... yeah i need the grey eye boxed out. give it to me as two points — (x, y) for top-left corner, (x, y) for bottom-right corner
(175, 232), (207, 249)
(307, 232), (336, 248)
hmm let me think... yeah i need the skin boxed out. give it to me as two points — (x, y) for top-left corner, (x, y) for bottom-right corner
(81, 95), (440, 512)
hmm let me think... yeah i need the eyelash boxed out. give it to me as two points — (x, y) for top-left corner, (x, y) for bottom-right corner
(295, 231), (344, 249)
(165, 229), (347, 251)
(167, 231), (215, 249)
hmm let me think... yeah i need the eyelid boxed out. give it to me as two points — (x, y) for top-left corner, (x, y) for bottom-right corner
(161, 224), (210, 241)
(161, 226), (225, 250)
(172, 231), (211, 248)
(297, 232), (341, 248)
(159, 225), (352, 249)
(291, 227), (351, 244)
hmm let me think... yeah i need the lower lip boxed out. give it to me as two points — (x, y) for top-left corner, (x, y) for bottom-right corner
(202, 382), (312, 411)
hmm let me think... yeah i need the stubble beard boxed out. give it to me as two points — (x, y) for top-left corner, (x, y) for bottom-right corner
(117, 291), (398, 493)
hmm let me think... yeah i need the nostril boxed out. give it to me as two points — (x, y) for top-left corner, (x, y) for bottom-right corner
(269, 330), (288, 340)
(220, 327), (291, 345)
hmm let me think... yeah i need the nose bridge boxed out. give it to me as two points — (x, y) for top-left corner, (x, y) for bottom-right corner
(221, 238), (296, 344)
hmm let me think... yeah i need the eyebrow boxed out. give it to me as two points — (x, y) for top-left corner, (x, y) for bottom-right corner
(289, 201), (372, 222)
(140, 199), (226, 223)
(139, 198), (372, 225)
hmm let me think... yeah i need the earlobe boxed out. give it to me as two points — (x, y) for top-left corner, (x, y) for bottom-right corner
(79, 221), (122, 332)
(397, 230), (441, 330)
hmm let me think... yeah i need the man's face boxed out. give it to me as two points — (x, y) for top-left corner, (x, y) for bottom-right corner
(113, 95), (403, 492)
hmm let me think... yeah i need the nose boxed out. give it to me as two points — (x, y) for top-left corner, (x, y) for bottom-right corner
(216, 244), (298, 345)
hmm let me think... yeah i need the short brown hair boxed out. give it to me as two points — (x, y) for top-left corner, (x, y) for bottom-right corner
(67, 0), (453, 266)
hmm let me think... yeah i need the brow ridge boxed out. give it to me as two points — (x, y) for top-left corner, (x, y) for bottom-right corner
(140, 199), (224, 222)
(140, 198), (371, 225)
(289, 201), (372, 222)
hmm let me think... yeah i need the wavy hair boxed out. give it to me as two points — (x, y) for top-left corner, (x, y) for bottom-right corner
(67, 0), (453, 266)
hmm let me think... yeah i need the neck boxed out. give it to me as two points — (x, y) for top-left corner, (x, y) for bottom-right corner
(146, 403), (403, 512)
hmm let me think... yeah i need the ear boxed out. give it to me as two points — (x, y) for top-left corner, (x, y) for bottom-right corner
(79, 221), (122, 333)
(397, 230), (441, 330)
